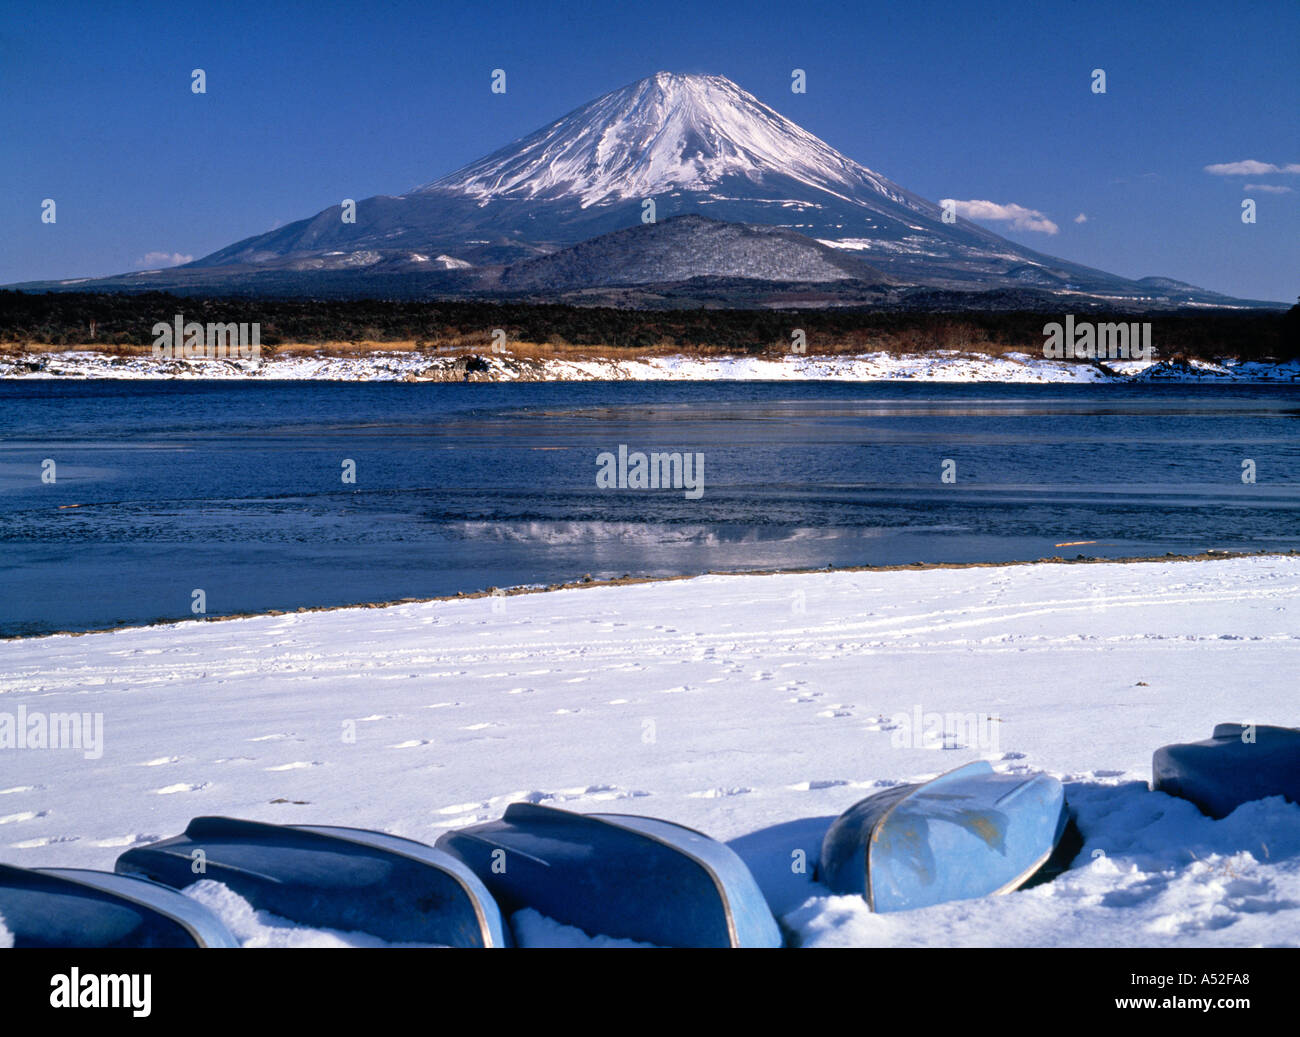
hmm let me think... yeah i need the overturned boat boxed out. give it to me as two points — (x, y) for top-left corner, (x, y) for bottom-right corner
(0, 863), (237, 948)
(116, 816), (507, 947)
(1153, 723), (1300, 819)
(818, 761), (1069, 912)
(436, 803), (782, 947)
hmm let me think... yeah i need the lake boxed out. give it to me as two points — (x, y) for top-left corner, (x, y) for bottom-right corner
(1, 380), (1297, 636)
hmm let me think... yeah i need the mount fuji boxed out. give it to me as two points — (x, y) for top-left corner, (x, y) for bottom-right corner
(21, 72), (1256, 306)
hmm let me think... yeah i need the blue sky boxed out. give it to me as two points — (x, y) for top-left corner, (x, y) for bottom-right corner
(2, 0), (1296, 300)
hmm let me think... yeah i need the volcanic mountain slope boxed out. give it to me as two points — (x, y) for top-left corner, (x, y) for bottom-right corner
(190, 72), (1112, 288)
(13, 72), (1266, 306)
(494, 214), (891, 291)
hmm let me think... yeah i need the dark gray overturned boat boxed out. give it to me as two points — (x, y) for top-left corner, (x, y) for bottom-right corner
(1153, 723), (1300, 819)
(818, 761), (1069, 913)
(116, 817), (507, 947)
(436, 803), (782, 947)
(0, 863), (237, 947)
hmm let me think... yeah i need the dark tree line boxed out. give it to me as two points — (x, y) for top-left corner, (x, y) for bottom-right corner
(1, 290), (1295, 361)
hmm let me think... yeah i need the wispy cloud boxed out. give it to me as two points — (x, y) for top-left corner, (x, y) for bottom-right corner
(941, 199), (1058, 234)
(135, 251), (194, 268)
(1243, 183), (1293, 194)
(1204, 160), (1300, 176)
(1073, 213), (1088, 223)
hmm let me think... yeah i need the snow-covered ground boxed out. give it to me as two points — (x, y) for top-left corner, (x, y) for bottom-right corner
(2, 349), (1297, 382)
(2, 556), (1298, 947)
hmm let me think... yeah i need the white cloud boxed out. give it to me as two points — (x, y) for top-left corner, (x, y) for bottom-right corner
(1243, 183), (1293, 194)
(135, 251), (194, 269)
(1203, 160), (1300, 176)
(941, 199), (1059, 234)
(1073, 213), (1087, 223)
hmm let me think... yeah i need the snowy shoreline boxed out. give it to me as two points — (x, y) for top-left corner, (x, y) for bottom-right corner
(3, 348), (1298, 382)
(2, 555), (1298, 946)
(5, 549), (1285, 643)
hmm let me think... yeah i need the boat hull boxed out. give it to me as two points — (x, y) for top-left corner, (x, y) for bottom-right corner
(436, 803), (782, 947)
(115, 817), (507, 947)
(0, 864), (237, 948)
(819, 761), (1069, 912)
(1153, 723), (1300, 819)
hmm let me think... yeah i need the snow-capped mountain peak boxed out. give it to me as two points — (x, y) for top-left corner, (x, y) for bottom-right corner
(420, 71), (912, 209)
(145, 70), (1238, 307)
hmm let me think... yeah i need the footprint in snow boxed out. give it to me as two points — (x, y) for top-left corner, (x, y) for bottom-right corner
(0, 810), (48, 825)
(429, 813), (490, 828)
(438, 801), (489, 815)
(139, 756), (181, 766)
(688, 787), (754, 799)
(154, 782), (209, 795)
(590, 788), (650, 801)
(789, 780), (850, 792)
(94, 833), (160, 848)
(515, 785), (643, 805)
(389, 739), (433, 749)
(0, 785), (42, 795)
(10, 835), (78, 849)
(264, 761), (323, 772)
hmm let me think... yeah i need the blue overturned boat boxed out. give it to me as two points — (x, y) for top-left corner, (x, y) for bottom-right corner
(818, 761), (1069, 912)
(116, 817), (508, 947)
(436, 803), (782, 947)
(1153, 723), (1300, 819)
(0, 863), (237, 947)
